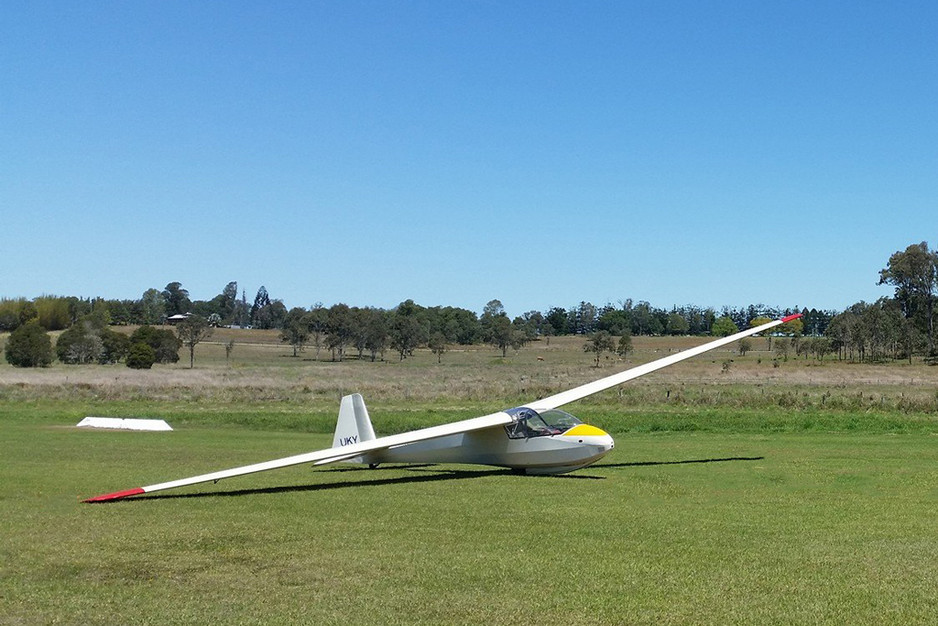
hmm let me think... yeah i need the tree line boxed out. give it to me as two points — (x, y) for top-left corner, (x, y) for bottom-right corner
(3, 308), (214, 370)
(0, 281), (818, 340)
(4, 241), (938, 367)
(0, 282), (282, 332)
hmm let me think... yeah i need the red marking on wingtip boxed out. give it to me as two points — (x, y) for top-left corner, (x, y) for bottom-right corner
(83, 487), (145, 503)
(781, 314), (803, 323)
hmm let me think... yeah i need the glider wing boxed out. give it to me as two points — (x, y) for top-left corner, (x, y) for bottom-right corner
(84, 411), (512, 502)
(528, 314), (802, 412)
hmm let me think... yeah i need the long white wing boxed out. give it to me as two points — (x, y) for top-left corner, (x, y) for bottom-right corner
(528, 314), (802, 411)
(84, 411), (512, 502)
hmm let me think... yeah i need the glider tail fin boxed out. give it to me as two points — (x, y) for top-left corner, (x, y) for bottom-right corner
(332, 393), (377, 451)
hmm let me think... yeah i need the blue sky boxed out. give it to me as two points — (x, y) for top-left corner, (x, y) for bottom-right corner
(3, 1), (936, 317)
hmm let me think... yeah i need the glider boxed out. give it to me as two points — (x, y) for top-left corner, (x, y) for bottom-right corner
(84, 314), (801, 502)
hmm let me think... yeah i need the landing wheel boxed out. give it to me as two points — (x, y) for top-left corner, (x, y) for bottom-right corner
(369, 463), (381, 470)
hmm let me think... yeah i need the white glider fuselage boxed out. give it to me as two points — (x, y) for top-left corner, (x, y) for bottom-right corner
(363, 413), (615, 475)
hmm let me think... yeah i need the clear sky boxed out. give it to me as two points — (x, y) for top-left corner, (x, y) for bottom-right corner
(3, 1), (936, 317)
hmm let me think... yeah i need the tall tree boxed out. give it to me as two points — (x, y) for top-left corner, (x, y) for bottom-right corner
(176, 315), (213, 368)
(251, 286), (271, 327)
(666, 312), (689, 335)
(711, 316), (739, 337)
(162, 282), (191, 317)
(574, 301), (599, 334)
(481, 299), (513, 356)
(358, 308), (389, 362)
(425, 306), (479, 345)
(138, 288), (165, 324)
(749, 316), (774, 350)
(306, 304), (328, 361)
(878, 242), (938, 355)
(616, 332), (633, 359)
(584, 330), (615, 367)
(482, 299), (505, 318)
(221, 281), (239, 324)
(545, 306), (570, 336)
(0, 298), (26, 332)
(257, 300), (287, 330)
(281, 307), (311, 357)
(428, 331), (448, 363)
(240, 290), (249, 327)
(631, 301), (663, 335)
(484, 315), (513, 357)
(390, 309), (428, 361)
(598, 308), (631, 335)
(326, 303), (354, 361)
(33, 296), (71, 330)
(513, 311), (544, 342)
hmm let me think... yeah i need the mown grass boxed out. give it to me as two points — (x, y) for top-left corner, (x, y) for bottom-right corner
(3, 332), (938, 623)
(2, 414), (938, 625)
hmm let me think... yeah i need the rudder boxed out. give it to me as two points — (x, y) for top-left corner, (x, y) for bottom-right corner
(332, 393), (377, 450)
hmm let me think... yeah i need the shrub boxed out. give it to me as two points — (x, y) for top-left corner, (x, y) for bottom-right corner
(56, 325), (100, 364)
(130, 325), (181, 363)
(125, 342), (156, 369)
(99, 329), (131, 363)
(4, 320), (54, 367)
(55, 317), (132, 365)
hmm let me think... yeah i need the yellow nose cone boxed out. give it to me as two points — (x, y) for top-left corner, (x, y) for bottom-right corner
(562, 424), (609, 437)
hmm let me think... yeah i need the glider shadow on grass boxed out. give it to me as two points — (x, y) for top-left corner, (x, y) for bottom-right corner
(121, 465), (515, 501)
(107, 456), (765, 502)
(595, 456), (765, 469)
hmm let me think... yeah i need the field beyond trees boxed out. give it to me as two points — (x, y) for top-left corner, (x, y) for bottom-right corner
(2, 331), (938, 624)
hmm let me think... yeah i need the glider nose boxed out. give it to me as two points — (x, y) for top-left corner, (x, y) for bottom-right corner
(563, 424), (615, 451)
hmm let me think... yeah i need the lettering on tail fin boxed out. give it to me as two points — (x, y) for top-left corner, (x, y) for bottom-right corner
(332, 393), (377, 456)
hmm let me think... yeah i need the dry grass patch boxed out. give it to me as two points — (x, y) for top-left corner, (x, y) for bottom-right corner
(4, 331), (938, 415)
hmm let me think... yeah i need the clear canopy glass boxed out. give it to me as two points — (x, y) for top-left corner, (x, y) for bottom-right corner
(504, 407), (582, 439)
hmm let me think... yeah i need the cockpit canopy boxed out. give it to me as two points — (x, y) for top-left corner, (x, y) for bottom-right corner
(504, 407), (582, 439)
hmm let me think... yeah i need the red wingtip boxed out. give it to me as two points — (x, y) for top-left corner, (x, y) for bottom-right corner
(780, 313), (803, 323)
(83, 487), (145, 503)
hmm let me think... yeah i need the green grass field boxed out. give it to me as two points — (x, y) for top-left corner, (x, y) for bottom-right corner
(3, 332), (938, 624)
